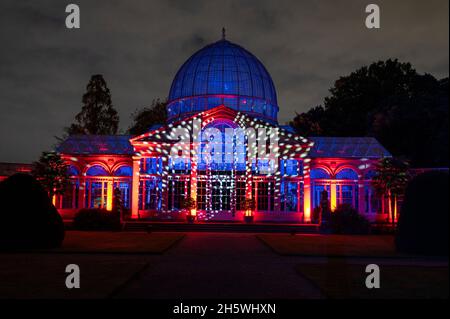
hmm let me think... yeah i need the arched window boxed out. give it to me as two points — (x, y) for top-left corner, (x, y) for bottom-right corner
(67, 165), (80, 176)
(59, 166), (80, 209)
(310, 168), (331, 179)
(113, 165), (132, 177)
(86, 165), (109, 176)
(335, 168), (359, 209)
(335, 168), (358, 180)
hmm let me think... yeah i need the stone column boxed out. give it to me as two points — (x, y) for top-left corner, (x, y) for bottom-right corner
(189, 142), (198, 218)
(330, 181), (337, 211)
(358, 182), (366, 214)
(131, 157), (140, 219)
(190, 142), (198, 204)
(160, 156), (169, 212)
(303, 177), (311, 223)
(254, 180), (258, 211)
(78, 177), (86, 209)
(106, 179), (113, 211)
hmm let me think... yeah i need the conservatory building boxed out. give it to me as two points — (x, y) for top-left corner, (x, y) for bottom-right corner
(56, 37), (392, 223)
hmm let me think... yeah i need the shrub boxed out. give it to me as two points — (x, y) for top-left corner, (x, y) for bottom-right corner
(73, 208), (121, 231)
(396, 171), (449, 256)
(121, 208), (131, 220)
(312, 206), (322, 223)
(181, 197), (196, 211)
(330, 204), (371, 234)
(0, 173), (65, 249)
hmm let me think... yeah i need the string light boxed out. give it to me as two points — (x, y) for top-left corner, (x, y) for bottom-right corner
(128, 106), (312, 221)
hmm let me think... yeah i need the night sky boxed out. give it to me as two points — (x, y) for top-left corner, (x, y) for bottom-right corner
(0, 0), (448, 163)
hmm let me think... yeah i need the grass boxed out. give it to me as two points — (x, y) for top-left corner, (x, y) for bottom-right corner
(0, 254), (150, 298)
(258, 234), (400, 257)
(48, 231), (185, 254)
(0, 231), (185, 298)
(296, 262), (449, 299)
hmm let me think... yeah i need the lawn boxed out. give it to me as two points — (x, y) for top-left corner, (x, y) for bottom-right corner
(296, 262), (449, 299)
(0, 231), (185, 298)
(49, 231), (185, 254)
(258, 234), (400, 257)
(0, 254), (150, 298)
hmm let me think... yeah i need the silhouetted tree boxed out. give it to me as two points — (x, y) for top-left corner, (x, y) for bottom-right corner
(290, 60), (449, 167)
(0, 174), (65, 249)
(372, 157), (410, 225)
(289, 106), (324, 136)
(32, 151), (69, 200)
(66, 74), (119, 135)
(396, 170), (449, 255)
(127, 99), (167, 135)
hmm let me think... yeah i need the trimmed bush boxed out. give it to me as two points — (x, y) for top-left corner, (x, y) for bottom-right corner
(73, 208), (121, 231)
(312, 206), (321, 224)
(396, 171), (449, 256)
(0, 173), (65, 249)
(330, 204), (371, 234)
(121, 208), (131, 220)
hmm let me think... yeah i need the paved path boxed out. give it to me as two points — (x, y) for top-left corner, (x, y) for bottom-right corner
(115, 233), (324, 299)
(1, 232), (447, 299)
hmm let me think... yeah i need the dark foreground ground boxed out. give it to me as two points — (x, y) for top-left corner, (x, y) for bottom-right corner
(0, 232), (448, 299)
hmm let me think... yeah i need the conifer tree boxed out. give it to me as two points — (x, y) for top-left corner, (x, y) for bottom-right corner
(66, 74), (119, 135)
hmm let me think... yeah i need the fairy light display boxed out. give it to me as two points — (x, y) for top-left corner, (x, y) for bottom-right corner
(127, 105), (312, 221)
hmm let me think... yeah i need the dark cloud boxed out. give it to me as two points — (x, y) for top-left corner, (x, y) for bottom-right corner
(0, 0), (448, 162)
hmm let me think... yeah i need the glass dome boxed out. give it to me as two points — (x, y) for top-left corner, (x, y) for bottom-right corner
(167, 39), (278, 124)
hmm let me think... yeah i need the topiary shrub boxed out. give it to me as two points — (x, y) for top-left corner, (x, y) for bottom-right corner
(396, 171), (449, 256)
(312, 206), (322, 224)
(121, 208), (131, 220)
(330, 204), (371, 234)
(0, 173), (65, 249)
(73, 208), (121, 231)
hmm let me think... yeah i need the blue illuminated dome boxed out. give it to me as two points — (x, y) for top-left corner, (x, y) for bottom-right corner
(167, 38), (278, 123)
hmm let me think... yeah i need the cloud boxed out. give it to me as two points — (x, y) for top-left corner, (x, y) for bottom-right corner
(0, 0), (448, 162)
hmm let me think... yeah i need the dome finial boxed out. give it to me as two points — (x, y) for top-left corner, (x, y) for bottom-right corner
(222, 27), (226, 40)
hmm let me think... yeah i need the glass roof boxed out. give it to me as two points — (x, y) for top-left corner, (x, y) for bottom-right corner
(57, 135), (134, 155)
(167, 39), (278, 123)
(57, 135), (390, 160)
(308, 137), (392, 158)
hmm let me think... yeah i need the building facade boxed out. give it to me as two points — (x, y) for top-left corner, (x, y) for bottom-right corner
(55, 38), (393, 223)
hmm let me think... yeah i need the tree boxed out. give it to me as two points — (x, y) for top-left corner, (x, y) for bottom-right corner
(289, 60), (449, 167)
(288, 106), (324, 136)
(66, 74), (119, 135)
(396, 171), (449, 255)
(0, 174), (65, 248)
(32, 151), (70, 201)
(372, 157), (410, 225)
(127, 99), (167, 135)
